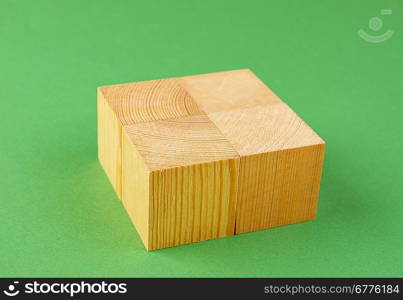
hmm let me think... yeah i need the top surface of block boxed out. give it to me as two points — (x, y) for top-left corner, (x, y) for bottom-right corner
(179, 69), (281, 113)
(99, 78), (204, 125)
(208, 103), (324, 156)
(124, 114), (239, 171)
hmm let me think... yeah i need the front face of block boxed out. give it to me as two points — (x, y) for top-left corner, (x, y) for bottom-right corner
(149, 159), (239, 250)
(98, 69), (325, 250)
(236, 145), (324, 234)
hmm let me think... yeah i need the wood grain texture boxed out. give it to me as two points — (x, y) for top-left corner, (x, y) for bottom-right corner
(123, 114), (239, 171)
(97, 69), (326, 250)
(122, 114), (240, 250)
(97, 88), (123, 198)
(179, 69), (281, 113)
(236, 144), (325, 234)
(121, 130), (150, 248)
(208, 102), (325, 234)
(99, 78), (204, 125)
(208, 103), (324, 155)
(149, 159), (239, 250)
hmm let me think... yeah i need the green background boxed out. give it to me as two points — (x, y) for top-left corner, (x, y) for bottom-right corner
(1, 0), (402, 277)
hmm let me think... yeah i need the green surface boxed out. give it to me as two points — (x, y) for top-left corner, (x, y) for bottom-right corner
(1, 0), (402, 277)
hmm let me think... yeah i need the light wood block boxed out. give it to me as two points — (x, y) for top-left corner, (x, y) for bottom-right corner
(97, 78), (203, 197)
(122, 115), (239, 250)
(98, 69), (325, 250)
(208, 104), (325, 233)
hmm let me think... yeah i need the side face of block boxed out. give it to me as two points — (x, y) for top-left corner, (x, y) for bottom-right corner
(208, 103), (325, 234)
(179, 69), (281, 113)
(123, 114), (240, 250)
(98, 89), (123, 198)
(121, 130), (150, 248)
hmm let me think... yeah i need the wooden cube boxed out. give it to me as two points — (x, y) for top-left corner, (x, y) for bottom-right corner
(98, 69), (325, 250)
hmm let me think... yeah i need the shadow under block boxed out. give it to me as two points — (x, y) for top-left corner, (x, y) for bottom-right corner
(97, 69), (325, 250)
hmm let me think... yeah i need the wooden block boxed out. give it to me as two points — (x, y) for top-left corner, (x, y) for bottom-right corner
(208, 104), (325, 234)
(98, 69), (325, 250)
(122, 115), (239, 250)
(97, 78), (203, 197)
